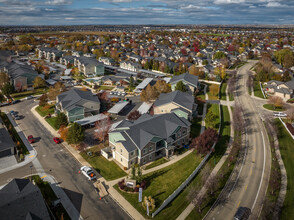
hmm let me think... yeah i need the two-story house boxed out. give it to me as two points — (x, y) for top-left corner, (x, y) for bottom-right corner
(55, 88), (100, 122)
(169, 72), (199, 94)
(153, 91), (197, 120)
(265, 80), (294, 100)
(109, 113), (191, 168)
(74, 56), (105, 77)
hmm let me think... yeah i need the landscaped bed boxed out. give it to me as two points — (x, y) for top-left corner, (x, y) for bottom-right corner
(81, 145), (127, 181)
(253, 81), (265, 99)
(32, 175), (70, 220)
(114, 151), (202, 218)
(145, 158), (169, 170)
(263, 104), (285, 111)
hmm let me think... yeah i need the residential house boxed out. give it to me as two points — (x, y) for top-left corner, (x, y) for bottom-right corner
(99, 57), (115, 66)
(0, 118), (15, 158)
(74, 56), (104, 77)
(109, 113), (191, 168)
(59, 56), (75, 66)
(120, 61), (141, 72)
(265, 80), (294, 100)
(153, 91), (197, 120)
(56, 88), (101, 122)
(36, 47), (64, 61)
(0, 61), (38, 91)
(0, 178), (51, 220)
(169, 72), (199, 94)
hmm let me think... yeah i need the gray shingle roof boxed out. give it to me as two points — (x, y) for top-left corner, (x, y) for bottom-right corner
(169, 72), (199, 87)
(113, 113), (190, 151)
(154, 91), (194, 112)
(0, 118), (15, 152)
(57, 88), (100, 111)
(0, 179), (51, 220)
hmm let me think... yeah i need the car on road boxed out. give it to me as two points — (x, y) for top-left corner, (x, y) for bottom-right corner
(53, 137), (61, 144)
(234, 207), (251, 220)
(80, 166), (96, 181)
(27, 135), (35, 144)
(26, 95), (34, 100)
(10, 110), (17, 115)
(273, 112), (287, 117)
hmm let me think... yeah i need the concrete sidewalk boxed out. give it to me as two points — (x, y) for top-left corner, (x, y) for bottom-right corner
(177, 80), (235, 220)
(0, 112), (37, 175)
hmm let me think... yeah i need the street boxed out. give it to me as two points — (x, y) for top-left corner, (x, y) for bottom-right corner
(205, 61), (271, 219)
(0, 100), (130, 220)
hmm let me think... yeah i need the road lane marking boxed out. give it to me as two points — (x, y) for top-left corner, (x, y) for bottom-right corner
(41, 175), (47, 179)
(252, 131), (266, 211)
(29, 155), (35, 158)
(237, 201), (241, 208)
(245, 184), (248, 190)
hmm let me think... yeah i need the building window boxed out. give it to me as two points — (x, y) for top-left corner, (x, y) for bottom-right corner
(130, 160), (133, 165)
(149, 146), (153, 151)
(121, 158), (122, 162)
(131, 151), (134, 156)
(143, 149), (146, 154)
(182, 130), (186, 135)
(149, 155), (152, 160)
(120, 149), (122, 153)
(143, 158), (146, 163)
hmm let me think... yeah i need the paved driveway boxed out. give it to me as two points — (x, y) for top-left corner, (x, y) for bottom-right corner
(0, 155), (17, 170)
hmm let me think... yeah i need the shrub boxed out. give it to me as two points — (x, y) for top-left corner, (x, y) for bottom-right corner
(140, 180), (147, 190)
(134, 187), (139, 192)
(19, 154), (24, 161)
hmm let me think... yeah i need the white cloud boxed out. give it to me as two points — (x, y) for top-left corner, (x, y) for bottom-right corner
(99, 0), (133, 2)
(45, 0), (72, 5)
(214, 0), (245, 4)
(265, 2), (285, 7)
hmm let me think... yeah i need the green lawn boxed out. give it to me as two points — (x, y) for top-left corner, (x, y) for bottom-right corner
(99, 85), (114, 90)
(0, 112), (29, 155)
(191, 117), (202, 138)
(263, 104), (285, 111)
(220, 83), (227, 101)
(150, 105), (231, 219)
(115, 151), (202, 218)
(35, 104), (55, 117)
(275, 119), (294, 220)
(206, 104), (220, 129)
(45, 117), (58, 130)
(11, 88), (48, 100)
(253, 81), (265, 99)
(32, 175), (70, 220)
(81, 149), (127, 181)
(145, 158), (169, 170)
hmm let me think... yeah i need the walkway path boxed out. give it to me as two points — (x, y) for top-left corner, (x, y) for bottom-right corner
(177, 78), (235, 220)
(200, 84), (208, 134)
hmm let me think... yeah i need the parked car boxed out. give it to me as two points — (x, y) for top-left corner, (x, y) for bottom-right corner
(273, 112), (287, 117)
(11, 100), (21, 104)
(234, 207), (251, 220)
(80, 166), (96, 181)
(27, 135), (34, 144)
(53, 137), (61, 144)
(45, 114), (51, 119)
(10, 110), (17, 115)
(14, 115), (21, 120)
(26, 95), (34, 100)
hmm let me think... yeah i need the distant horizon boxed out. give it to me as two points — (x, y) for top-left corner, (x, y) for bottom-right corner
(0, 0), (293, 26)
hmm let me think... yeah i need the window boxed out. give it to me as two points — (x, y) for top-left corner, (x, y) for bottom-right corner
(182, 130), (186, 135)
(143, 158), (146, 162)
(120, 149), (122, 153)
(149, 155), (152, 160)
(121, 158), (122, 162)
(130, 160), (133, 165)
(130, 151), (134, 156)
(149, 146), (153, 151)
(143, 149), (146, 154)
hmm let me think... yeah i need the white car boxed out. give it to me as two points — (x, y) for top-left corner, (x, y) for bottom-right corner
(80, 166), (96, 181)
(273, 112), (287, 117)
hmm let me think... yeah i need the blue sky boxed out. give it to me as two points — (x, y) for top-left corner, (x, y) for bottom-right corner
(0, 0), (293, 25)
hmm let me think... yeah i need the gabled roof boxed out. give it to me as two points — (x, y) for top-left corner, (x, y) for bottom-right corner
(112, 113), (190, 151)
(57, 88), (100, 111)
(169, 72), (199, 87)
(154, 91), (194, 112)
(0, 118), (15, 152)
(0, 179), (51, 220)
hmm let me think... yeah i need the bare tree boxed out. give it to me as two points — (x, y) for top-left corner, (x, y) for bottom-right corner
(233, 105), (245, 133)
(268, 96), (284, 109)
(127, 110), (141, 121)
(286, 107), (294, 123)
(190, 128), (218, 156)
(187, 186), (205, 214)
(94, 117), (112, 143)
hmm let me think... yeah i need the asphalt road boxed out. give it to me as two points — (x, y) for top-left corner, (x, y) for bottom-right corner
(0, 100), (130, 220)
(205, 61), (271, 220)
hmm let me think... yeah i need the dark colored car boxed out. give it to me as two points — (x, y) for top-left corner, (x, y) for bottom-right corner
(14, 115), (21, 120)
(53, 137), (61, 144)
(234, 207), (251, 220)
(27, 135), (34, 144)
(11, 100), (21, 104)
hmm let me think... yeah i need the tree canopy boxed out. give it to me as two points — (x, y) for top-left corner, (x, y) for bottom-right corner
(67, 123), (84, 144)
(175, 81), (188, 92)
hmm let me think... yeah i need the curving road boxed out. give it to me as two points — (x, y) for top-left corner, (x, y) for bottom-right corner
(205, 61), (271, 219)
(0, 100), (130, 220)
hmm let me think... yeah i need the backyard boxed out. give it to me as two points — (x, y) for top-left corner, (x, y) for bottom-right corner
(145, 158), (169, 170)
(81, 145), (127, 181)
(115, 151), (202, 218)
(205, 103), (220, 129)
(275, 119), (294, 220)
